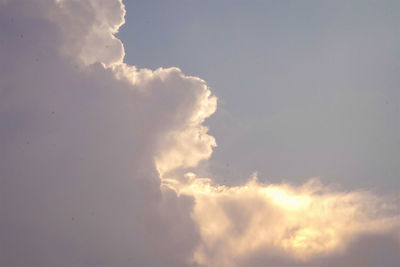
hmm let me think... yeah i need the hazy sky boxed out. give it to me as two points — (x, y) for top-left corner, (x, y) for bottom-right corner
(1, 1), (400, 266)
(119, 0), (400, 192)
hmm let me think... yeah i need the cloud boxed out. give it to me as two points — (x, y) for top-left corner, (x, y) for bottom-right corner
(0, 1), (210, 266)
(169, 174), (400, 266)
(0, 0), (399, 267)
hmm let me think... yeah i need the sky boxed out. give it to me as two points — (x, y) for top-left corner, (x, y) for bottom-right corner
(119, 0), (400, 192)
(1, 0), (400, 267)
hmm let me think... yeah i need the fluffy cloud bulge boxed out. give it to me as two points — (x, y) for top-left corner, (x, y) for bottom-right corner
(1, 1), (399, 266)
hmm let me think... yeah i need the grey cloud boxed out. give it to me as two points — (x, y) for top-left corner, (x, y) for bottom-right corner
(0, 1), (200, 266)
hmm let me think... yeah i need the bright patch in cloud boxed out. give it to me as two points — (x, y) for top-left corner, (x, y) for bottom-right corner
(168, 174), (400, 266)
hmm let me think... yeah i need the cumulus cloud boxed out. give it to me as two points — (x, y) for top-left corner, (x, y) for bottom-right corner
(0, 0), (399, 267)
(0, 1), (209, 266)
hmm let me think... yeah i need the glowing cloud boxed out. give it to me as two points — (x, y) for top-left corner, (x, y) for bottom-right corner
(167, 174), (400, 266)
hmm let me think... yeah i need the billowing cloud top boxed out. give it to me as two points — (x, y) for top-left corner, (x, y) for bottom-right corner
(1, 0), (399, 267)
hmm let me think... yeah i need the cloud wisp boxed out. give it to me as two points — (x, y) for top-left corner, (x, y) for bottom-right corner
(0, 0), (399, 266)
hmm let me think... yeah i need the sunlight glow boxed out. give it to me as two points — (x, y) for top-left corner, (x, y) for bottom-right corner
(161, 174), (400, 265)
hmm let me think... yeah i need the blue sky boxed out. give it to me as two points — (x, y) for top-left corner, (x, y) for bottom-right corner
(119, 0), (400, 192)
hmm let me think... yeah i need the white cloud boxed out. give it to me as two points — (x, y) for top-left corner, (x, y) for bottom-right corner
(0, 1), (206, 266)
